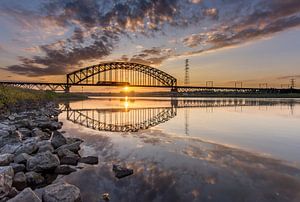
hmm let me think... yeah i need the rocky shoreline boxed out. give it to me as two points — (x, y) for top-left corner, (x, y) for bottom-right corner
(0, 102), (98, 202)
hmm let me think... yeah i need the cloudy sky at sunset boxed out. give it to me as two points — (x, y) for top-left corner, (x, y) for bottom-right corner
(0, 0), (300, 88)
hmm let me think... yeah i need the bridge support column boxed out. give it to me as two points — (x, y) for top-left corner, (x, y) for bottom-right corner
(64, 85), (70, 93)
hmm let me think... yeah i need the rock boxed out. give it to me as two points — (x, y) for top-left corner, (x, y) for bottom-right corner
(42, 182), (81, 202)
(66, 137), (83, 145)
(7, 187), (18, 198)
(15, 141), (39, 155)
(0, 144), (21, 155)
(38, 144), (54, 153)
(102, 193), (110, 201)
(27, 151), (60, 172)
(9, 163), (25, 173)
(54, 165), (76, 175)
(0, 154), (14, 166)
(13, 172), (27, 191)
(57, 149), (80, 166)
(112, 164), (134, 179)
(0, 124), (16, 133)
(38, 122), (62, 131)
(32, 128), (50, 140)
(17, 128), (32, 138)
(79, 156), (98, 165)
(7, 188), (42, 202)
(14, 153), (31, 165)
(0, 166), (14, 199)
(51, 131), (66, 149)
(25, 172), (44, 187)
(56, 142), (81, 154)
(0, 130), (20, 148)
(8, 115), (16, 121)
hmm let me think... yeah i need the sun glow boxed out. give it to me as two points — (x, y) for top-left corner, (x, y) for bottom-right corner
(123, 86), (129, 92)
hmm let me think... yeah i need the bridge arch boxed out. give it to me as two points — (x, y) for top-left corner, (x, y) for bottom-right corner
(66, 62), (177, 87)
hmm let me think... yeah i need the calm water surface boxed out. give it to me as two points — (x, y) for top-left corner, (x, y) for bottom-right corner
(58, 97), (300, 202)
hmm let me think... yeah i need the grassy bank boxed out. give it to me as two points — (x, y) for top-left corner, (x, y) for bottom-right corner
(0, 86), (86, 109)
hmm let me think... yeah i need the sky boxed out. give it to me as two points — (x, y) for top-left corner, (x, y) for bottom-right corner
(0, 0), (300, 88)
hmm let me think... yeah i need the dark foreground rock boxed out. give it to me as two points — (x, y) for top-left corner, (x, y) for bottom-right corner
(113, 164), (134, 179)
(26, 151), (60, 172)
(79, 156), (98, 165)
(0, 166), (14, 199)
(0, 102), (84, 201)
(42, 182), (81, 202)
(7, 188), (41, 202)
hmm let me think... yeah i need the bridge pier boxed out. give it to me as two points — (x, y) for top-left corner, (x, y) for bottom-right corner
(64, 85), (70, 93)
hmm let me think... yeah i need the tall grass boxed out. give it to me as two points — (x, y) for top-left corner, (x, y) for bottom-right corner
(0, 86), (56, 108)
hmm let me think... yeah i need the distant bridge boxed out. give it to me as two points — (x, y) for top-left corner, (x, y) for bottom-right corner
(0, 62), (298, 93)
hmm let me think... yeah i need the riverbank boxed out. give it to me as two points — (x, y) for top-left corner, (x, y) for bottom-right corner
(0, 87), (96, 201)
(0, 86), (87, 119)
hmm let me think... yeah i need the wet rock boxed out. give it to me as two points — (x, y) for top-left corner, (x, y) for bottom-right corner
(7, 188), (42, 202)
(0, 166), (14, 199)
(14, 153), (31, 165)
(8, 115), (16, 121)
(54, 165), (76, 175)
(25, 172), (44, 187)
(56, 142), (81, 154)
(57, 149), (79, 166)
(27, 151), (60, 172)
(13, 172), (27, 191)
(9, 163), (25, 173)
(42, 182), (81, 202)
(0, 154), (14, 166)
(79, 156), (98, 165)
(51, 131), (66, 149)
(112, 164), (134, 179)
(102, 193), (110, 201)
(66, 137), (84, 145)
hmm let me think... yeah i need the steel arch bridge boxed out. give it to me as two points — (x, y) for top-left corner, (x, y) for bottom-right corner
(66, 62), (177, 89)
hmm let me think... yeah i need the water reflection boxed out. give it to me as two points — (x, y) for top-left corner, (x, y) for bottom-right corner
(58, 98), (300, 202)
(60, 98), (298, 132)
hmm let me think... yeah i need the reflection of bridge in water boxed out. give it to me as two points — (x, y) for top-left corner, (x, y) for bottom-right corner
(61, 99), (298, 132)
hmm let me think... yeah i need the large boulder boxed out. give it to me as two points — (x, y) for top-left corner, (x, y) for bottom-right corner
(42, 182), (81, 202)
(79, 156), (98, 165)
(51, 131), (66, 149)
(25, 172), (44, 187)
(0, 154), (14, 166)
(17, 128), (32, 138)
(27, 151), (60, 172)
(14, 153), (31, 165)
(7, 188), (42, 202)
(12, 172), (27, 191)
(0, 144), (21, 155)
(38, 121), (62, 131)
(0, 166), (14, 199)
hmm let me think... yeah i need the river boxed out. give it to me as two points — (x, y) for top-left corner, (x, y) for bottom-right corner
(58, 97), (300, 202)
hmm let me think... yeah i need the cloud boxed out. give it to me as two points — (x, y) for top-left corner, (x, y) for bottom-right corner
(182, 1), (300, 54)
(276, 75), (300, 80)
(1, 0), (300, 76)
